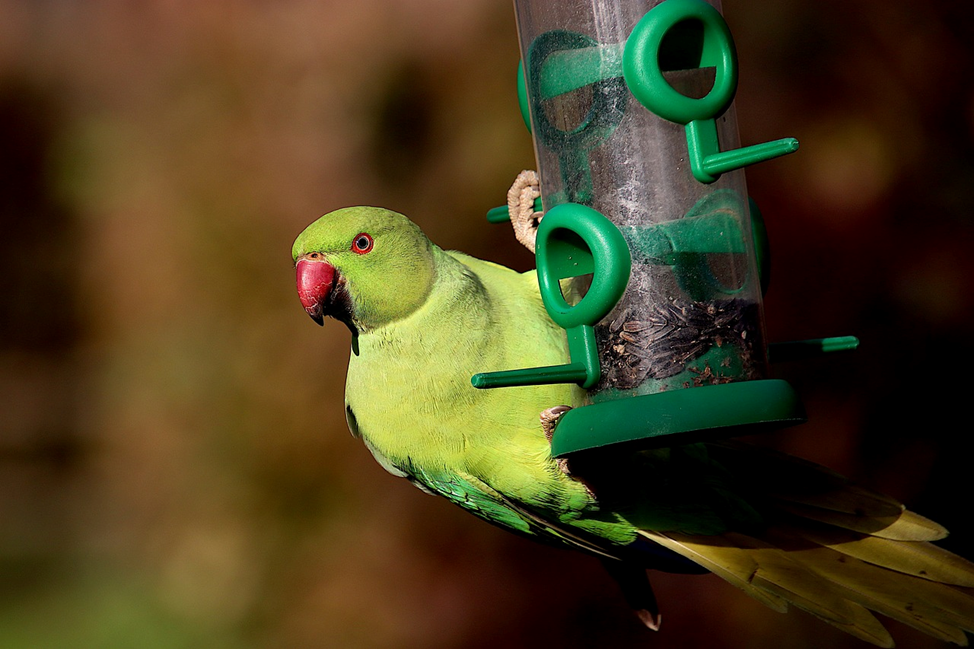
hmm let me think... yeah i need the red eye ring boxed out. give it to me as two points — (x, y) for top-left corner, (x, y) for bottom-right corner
(351, 233), (374, 254)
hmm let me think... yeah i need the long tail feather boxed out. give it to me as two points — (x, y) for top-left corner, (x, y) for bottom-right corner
(783, 544), (973, 644)
(792, 526), (974, 587)
(643, 529), (896, 647)
(640, 529), (788, 613)
(776, 501), (948, 541)
(633, 441), (974, 646)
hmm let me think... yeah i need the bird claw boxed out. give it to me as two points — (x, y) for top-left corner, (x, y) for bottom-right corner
(636, 608), (662, 632)
(540, 405), (572, 442)
(507, 170), (542, 253)
(601, 559), (662, 632)
(540, 405), (574, 478)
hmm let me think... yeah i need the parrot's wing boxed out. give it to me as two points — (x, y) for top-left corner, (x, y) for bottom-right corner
(406, 463), (621, 559)
(401, 460), (688, 630)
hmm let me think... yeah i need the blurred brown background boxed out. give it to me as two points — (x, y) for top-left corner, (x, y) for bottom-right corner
(1, 1), (973, 648)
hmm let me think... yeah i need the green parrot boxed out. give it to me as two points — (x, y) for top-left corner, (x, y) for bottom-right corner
(293, 206), (974, 646)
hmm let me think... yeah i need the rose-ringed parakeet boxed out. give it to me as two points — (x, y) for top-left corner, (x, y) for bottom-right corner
(293, 206), (974, 646)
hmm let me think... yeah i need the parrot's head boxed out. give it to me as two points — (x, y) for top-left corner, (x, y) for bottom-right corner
(292, 206), (436, 332)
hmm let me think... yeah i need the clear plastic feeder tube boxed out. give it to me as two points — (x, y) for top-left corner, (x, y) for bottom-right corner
(514, 0), (775, 403)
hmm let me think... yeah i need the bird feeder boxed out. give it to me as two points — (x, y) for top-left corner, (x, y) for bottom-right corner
(474, 0), (857, 456)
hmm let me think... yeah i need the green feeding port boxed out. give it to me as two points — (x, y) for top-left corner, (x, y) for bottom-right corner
(473, 203), (631, 391)
(623, 0), (798, 182)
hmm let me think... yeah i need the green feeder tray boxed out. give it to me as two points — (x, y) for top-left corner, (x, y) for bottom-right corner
(549, 378), (806, 457)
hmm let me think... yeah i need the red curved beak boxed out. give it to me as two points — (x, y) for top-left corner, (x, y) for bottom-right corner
(296, 257), (335, 326)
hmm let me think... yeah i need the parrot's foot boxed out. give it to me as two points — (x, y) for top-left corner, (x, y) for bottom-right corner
(540, 405), (575, 478)
(540, 406), (597, 499)
(507, 170), (542, 253)
(540, 404), (571, 442)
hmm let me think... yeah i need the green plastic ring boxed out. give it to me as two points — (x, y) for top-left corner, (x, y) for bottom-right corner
(623, 0), (738, 125)
(535, 203), (631, 330)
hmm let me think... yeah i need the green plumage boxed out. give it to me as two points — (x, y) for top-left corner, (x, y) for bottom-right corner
(293, 207), (974, 646)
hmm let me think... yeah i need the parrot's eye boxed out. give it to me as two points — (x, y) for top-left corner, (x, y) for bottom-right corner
(351, 233), (374, 254)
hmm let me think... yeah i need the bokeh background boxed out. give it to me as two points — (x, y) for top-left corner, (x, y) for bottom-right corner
(2, 1), (973, 648)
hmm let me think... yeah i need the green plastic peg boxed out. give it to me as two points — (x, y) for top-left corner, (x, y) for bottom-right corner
(486, 196), (543, 224)
(769, 336), (860, 363)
